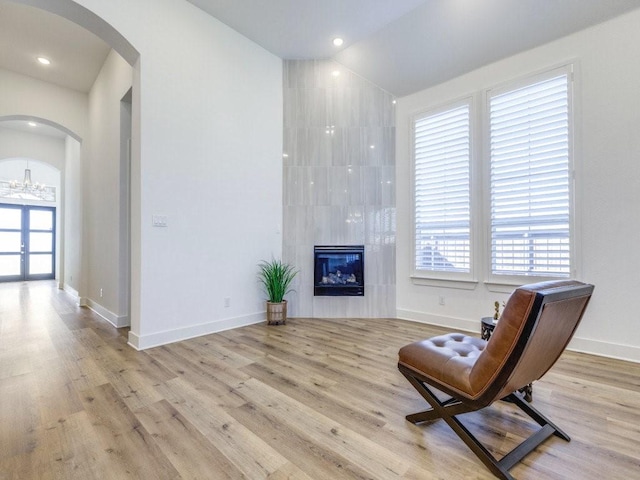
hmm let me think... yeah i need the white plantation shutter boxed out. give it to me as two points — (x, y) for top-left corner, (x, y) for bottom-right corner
(414, 103), (471, 273)
(489, 72), (571, 277)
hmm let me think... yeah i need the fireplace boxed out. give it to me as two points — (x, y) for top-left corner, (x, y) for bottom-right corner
(314, 245), (364, 296)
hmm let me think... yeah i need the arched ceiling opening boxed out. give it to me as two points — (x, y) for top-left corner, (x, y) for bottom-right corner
(1, 0), (138, 93)
(0, 115), (80, 142)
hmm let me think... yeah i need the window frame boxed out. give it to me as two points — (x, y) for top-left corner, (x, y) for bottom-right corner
(409, 64), (577, 290)
(410, 96), (478, 288)
(483, 65), (576, 288)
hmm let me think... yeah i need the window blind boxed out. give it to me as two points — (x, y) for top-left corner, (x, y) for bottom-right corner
(489, 73), (571, 277)
(414, 104), (471, 273)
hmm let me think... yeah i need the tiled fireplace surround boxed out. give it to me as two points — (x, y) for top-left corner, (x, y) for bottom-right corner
(283, 60), (396, 318)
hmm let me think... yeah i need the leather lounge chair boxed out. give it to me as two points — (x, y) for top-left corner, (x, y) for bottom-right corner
(398, 280), (594, 480)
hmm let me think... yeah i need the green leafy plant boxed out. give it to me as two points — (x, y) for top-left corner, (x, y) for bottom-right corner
(258, 259), (298, 303)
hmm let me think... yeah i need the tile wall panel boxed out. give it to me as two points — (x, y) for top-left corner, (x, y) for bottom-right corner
(283, 60), (396, 318)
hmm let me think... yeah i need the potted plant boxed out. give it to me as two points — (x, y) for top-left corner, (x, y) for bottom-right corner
(258, 259), (298, 325)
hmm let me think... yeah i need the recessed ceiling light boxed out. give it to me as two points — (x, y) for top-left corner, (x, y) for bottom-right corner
(28, 121), (37, 127)
(331, 70), (340, 77)
(333, 38), (344, 47)
(37, 57), (51, 65)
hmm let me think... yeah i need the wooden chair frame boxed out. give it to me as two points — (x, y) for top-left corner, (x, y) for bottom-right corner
(399, 364), (569, 480)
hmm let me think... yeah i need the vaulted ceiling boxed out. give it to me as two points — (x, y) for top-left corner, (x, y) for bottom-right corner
(1, 0), (640, 98)
(187, 0), (640, 96)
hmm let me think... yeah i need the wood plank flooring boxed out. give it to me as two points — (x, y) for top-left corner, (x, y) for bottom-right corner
(1, 281), (639, 479)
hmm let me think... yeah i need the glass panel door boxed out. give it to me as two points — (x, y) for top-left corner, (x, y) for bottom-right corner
(0, 205), (24, 281)
(0, 204), (56, 282)
(26, 207), (55, 280)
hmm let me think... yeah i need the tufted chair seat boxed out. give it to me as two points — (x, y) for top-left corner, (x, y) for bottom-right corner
(399, 333), (486, 397)
(398, 280), (594, 480)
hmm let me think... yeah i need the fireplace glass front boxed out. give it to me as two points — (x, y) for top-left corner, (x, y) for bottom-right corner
(314, 245), (364, 296)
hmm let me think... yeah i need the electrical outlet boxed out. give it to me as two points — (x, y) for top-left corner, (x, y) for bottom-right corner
(439, 296), (445, 306)
(224, 297), (231, 308)
(100, 288), (103, 298)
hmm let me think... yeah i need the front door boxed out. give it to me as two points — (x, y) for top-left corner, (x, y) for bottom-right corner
(0, 204), (56, 282)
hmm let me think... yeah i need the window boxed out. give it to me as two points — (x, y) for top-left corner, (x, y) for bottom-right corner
(489, 71), (571, 278)
(413, 102), (471, 275)
(412, 66), (574, 284)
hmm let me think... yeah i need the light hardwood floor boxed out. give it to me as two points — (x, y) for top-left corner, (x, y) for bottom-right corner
(1, 281), (639, 479)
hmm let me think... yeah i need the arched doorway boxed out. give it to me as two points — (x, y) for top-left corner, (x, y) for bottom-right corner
(0, 115), (80, 287)
(1, 0), (140, 330)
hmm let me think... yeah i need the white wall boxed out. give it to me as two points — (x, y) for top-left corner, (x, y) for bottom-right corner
(63, 136), (82, 293)
(84, 49), (132, 326)
(396, 10), (640, 362)
(0, 127), (65, 170)
(73, 0), (283, 348)
(0, 68), (88, 138)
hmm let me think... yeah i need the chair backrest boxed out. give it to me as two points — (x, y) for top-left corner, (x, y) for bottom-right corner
(469, 280), (594, 405)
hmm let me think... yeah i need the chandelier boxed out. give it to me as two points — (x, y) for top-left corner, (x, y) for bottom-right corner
(0, 162), (56, 202)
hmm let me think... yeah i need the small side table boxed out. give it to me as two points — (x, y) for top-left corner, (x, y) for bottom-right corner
(480, 316), (533, 402)
(481, 317), (496, 340)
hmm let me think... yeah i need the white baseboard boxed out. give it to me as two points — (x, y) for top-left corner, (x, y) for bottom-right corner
(62, 283), (80, 301)
(85, 298), (130, 328)
(127, 311), (265, 351)
(567, 337), (640, 364)
(396, 309), (479, 334)
(396, 309), (640, 364)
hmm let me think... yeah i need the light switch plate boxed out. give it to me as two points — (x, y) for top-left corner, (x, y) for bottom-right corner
(152, 215), (168, 227)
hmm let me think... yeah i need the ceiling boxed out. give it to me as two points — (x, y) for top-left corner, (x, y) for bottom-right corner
(186, 0), (430, 59)
(1, 0), (640, 101)
(0, 1), (110, 93)
(190, 0), (640, 96)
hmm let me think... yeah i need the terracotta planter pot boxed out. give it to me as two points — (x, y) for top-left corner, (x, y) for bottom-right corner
(266, 300), (287, 325)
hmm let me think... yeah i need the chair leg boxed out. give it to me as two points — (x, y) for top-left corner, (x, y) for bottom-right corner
(400, 368), (515, 479)
(441, 408), (516, 480)
(399, 366), (570, 480)
(402, 370), (476, 422)
(507, 393), (570, 441)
